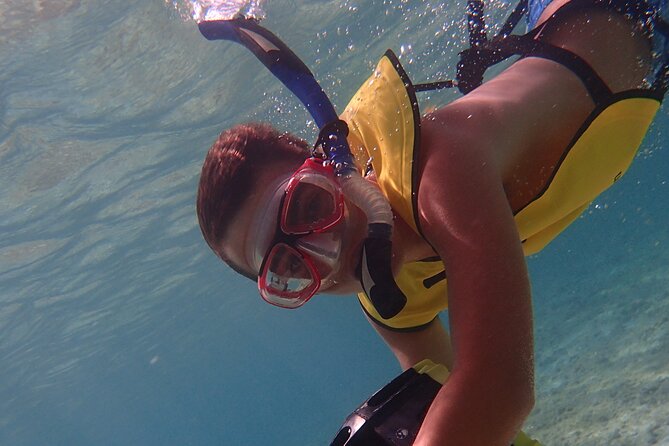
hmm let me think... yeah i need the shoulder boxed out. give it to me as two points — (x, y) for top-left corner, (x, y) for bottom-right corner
(416, 97), (510, 203)
(414, 91), (531, 260)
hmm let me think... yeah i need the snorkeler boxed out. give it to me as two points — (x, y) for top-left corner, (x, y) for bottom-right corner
(196, 0), (668, 444)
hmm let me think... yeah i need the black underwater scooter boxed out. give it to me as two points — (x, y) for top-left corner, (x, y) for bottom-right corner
(198, 16), (407, 320)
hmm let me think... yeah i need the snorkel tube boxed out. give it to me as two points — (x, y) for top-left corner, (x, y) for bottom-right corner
(198, 16), (406, 318)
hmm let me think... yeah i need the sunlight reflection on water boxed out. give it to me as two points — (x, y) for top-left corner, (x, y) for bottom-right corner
(166, 0), (265, 22)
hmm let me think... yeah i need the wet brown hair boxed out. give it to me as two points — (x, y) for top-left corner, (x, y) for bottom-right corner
(196, 123), (310, 279)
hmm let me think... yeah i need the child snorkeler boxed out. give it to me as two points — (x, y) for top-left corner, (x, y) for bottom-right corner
(196, 0), (668, 444)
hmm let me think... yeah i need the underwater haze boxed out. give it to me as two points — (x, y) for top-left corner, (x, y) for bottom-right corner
(1, 0), (668, 444)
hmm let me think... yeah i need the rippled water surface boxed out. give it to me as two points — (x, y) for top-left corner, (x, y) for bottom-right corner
(1, 1), (668, 445)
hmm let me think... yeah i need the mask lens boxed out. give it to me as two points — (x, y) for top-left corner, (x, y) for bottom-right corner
(259, 243), (320, 308)
(283, 176), (341, 234)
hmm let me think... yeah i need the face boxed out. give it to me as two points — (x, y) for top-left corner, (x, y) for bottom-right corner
(221, 160), (368, 301)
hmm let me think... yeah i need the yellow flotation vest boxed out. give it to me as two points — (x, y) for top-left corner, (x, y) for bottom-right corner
(341, 50), (661, 330)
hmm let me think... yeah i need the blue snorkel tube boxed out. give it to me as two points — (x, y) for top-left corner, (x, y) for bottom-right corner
(198, 16), (406, 318)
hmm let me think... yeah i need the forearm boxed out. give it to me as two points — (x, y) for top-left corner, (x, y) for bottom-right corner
(414, 367), (534, 446)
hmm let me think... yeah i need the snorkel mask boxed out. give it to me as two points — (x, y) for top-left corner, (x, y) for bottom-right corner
(198, 16), (407, 318)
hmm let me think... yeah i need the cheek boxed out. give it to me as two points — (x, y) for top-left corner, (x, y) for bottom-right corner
(221, 208), (269, 276)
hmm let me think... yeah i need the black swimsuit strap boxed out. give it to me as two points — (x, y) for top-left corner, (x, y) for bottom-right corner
(420, 0), (668, 98)
(457, 34), (613, 102)
(456, 0), (669, 99)
(546, 0), (658, 27)
(528, 0), (669, 97)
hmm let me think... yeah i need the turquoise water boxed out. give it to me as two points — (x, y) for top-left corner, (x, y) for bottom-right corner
(1, 1), (667, 444)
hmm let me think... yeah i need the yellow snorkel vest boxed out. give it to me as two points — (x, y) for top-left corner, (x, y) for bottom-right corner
(341, 50), (661, 331)
(342, 52), (422, 235)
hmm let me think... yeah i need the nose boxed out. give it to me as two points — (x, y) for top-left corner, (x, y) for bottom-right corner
(295, 230), (342, 265)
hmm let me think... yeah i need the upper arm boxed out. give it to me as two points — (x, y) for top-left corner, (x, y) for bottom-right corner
(416, 110), (534, 389)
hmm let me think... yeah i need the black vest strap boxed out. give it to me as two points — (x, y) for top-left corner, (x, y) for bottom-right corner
(413, 80), (456, 92)
(467, 0), (488, 47)
(496, 0), (529, 38)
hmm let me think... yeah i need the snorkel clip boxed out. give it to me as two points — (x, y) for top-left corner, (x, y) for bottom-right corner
(314, 119), (357, 174)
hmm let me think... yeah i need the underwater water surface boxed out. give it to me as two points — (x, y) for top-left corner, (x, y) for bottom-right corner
(0, 0), (667, 445)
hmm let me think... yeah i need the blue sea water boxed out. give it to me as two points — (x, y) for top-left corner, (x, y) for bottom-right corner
(0, 1), (667, 445)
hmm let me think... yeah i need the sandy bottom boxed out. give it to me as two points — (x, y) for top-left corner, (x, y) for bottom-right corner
(526, 243), (669, 445)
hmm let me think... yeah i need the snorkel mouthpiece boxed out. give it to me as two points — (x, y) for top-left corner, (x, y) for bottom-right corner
(199, 16), (406, 317)
(315, 122), (405, 318)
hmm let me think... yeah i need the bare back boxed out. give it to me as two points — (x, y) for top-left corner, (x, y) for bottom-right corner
(421, 2), (652, 212)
